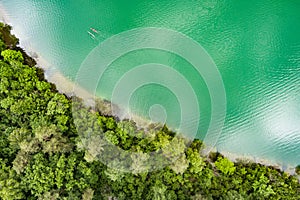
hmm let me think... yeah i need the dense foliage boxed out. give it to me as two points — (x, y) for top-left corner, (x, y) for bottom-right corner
(0, 22), (300, 199)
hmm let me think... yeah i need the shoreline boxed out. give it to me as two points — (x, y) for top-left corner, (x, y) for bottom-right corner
(0, 4), (95, 100)
(0, 4), (297, 176)
(0, 3), (158, 129)
(218, 150), (296, 175)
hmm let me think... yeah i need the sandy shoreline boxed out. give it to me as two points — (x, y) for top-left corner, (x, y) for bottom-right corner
(0, 4), (297, 176)
(0, 5), (162, 128)
(0, 4), (95, 100)
(0, 3), (168, 130)
(220, 150), (296, 175)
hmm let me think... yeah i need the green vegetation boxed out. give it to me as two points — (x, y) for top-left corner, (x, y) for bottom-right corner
(0, 22), (300, 199)
(296, 165), (300, 176)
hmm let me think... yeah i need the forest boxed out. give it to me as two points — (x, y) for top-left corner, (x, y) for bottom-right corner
(0, 22), (300, 199)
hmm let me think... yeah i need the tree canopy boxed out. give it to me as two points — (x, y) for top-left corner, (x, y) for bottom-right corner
(0, 22), (300, 199)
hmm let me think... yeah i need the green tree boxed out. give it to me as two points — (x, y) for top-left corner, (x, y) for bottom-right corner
(8, 127), (31, 150)
(0, 39), (5, 52)
(34, 125), (73, 154)
(12, 151), (31, 174)
(22, 152), (97, 198)
(295, 165), (300, 175)
(252, 174), (275, 198)
(170, 154), (189, 174)
(1, 49), (24, 63)
(0, 159), (24, 200)
(186, 147), (206, 174)
(82, 188), (94, 200)
(215, 157), (236, 176)
(38, 190), (60, 200)
(147, 181), (168, 200)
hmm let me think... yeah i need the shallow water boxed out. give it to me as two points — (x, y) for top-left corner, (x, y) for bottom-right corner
(1, 0), (300, 166)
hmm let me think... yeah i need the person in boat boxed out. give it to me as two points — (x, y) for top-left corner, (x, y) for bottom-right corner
(90, 27), (99, 34)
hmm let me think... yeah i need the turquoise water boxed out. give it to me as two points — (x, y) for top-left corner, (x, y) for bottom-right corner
(1, 0), (300, 166)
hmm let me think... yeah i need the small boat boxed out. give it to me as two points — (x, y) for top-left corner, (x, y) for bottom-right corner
(90, 27), (99, 34)
(87, 31), (96, 39)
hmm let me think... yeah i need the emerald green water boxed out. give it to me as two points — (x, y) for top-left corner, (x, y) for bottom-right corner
(1, 0), (300, 166)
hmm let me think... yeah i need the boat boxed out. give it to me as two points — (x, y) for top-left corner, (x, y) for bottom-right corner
(90, 27), (99, 34)
(87, 31), (96, 39)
